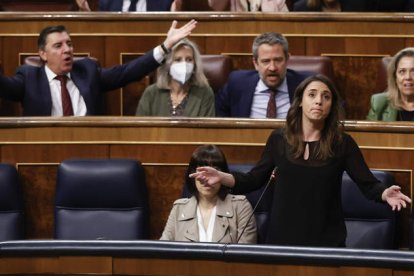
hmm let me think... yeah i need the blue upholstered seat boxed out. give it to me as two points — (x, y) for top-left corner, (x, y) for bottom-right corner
(0, 164), (24, 241)
(228, 164), (273, 244)
(342, 170), (396, 249)
(54, 159), (149, 240)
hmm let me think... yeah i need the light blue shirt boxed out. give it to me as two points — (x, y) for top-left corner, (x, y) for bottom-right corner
(250, 78), (290, 119)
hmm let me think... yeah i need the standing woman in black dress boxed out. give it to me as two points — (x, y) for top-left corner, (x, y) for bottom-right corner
(190, 74), (411, 247)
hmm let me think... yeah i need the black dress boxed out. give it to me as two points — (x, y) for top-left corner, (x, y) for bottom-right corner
(232, 129), (387, 247)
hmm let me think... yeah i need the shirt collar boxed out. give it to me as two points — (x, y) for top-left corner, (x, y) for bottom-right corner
(44, 65), (72, 82)
(258, 77), (288, 93)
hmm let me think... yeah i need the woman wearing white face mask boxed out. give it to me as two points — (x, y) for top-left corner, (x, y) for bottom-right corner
(136, 39), (215, 117)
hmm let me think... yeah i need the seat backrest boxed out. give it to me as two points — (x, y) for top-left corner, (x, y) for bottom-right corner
(228, 164), (273, 244)
(0, 0), (79, 11)
(288, 55), (335, 82)
(175, 0), (213, 10)
(342, 170), (396, 249)
(0, 164), (24, 241)
(24, 56), (99, 67)
(201, 55), (234, 94)
(55, 159), (149, 240)
(374, 56), (392, 93)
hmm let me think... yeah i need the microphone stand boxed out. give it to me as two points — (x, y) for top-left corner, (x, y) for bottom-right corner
(236, 166), (278, 243)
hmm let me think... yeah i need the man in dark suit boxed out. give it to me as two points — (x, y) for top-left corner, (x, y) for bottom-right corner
(215, 32), (310, 118)
(77, 0), (174, 11)
(0, 20), (196, 116)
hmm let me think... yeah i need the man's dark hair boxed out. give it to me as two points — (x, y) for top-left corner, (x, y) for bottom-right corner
(38, 25), (69, 50)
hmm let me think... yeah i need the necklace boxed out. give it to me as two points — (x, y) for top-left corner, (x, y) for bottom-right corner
(169, 91), (189, 116)
(170, 92), (187, 108)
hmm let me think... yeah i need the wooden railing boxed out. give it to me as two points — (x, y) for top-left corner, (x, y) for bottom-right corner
(2, 240), (414, 275)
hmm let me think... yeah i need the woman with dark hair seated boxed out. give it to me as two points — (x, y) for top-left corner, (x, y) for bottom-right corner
(160, 145), (257, 243)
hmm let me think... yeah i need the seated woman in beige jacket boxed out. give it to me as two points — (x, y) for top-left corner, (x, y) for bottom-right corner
(160, 145), (257, 243)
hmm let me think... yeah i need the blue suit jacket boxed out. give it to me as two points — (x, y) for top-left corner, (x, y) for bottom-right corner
(0, 50), (159, 116)
(99, 0), (173, 11)
(215, 69), (311, 117)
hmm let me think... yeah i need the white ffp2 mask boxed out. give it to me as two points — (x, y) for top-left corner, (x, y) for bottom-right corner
(169, 61), (194, 85)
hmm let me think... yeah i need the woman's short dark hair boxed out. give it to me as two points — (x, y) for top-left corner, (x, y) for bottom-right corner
(185, 144), (230, 200)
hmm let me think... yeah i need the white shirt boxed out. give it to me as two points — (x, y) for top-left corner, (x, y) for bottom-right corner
(197, 206), (217, 242)
(44, 65), (87, 116)
(122, 0), (147, 11)
(250, 77), (290, 119)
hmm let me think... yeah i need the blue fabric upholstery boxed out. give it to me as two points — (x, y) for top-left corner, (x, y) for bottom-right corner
(55, 159), (148, 240)
(342, 170), (396, 249)
(228, 164), (273, 244)
(0, 164), (24, 241)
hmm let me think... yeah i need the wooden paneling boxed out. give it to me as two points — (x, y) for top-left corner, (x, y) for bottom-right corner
(2, 13), (414, 118)
(0, 255), (403, 275)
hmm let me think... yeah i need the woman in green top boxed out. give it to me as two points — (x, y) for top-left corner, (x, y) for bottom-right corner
(367, 47), (414, 121)
(136, 38), (215, 117)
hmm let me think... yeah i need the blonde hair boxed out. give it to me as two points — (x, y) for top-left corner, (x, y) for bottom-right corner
(387, 47), (414, 109)
(156, 38), (209, 89)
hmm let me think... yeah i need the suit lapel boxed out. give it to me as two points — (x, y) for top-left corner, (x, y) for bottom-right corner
(242, 72), (260, 117)
(38, 66), (53, 115)
(385, 107), (398, 121)
(70, 61), (94, 115)
(212, 195), (233, 243)
(180, 197), (199, 242)
(183, 220), (199, 242)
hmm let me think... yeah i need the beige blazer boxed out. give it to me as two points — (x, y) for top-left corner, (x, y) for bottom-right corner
(160, 194), (257, 243)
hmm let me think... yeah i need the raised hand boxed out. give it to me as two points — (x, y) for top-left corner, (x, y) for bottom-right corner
(163, 19), (197, 50)
(189, 166), (221, 186)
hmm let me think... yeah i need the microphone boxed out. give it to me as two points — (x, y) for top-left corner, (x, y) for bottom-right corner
(236, 166), (278, 243)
